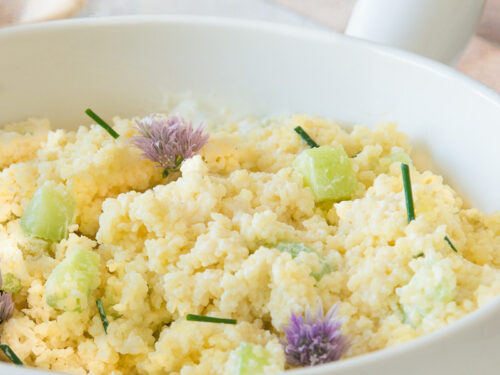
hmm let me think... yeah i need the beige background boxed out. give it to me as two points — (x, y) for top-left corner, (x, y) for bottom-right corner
(271, 0), (500, 92)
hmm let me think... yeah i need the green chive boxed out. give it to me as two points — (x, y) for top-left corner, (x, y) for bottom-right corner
(0, 344), (23, 366)
(444, 236), (458, 252)
(162, 156), (184, 178)
(186, 314), (237, 325)
(85, 108), (120, 139)
(401, 163), (415, 223)
(294, 126), (319, 148)
(413, 252), (424, 258)
(96, 299), (109, 334)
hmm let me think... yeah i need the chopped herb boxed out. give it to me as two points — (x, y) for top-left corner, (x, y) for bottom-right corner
(96, 299), (109, 334)
(0, 270), (14, 324)
(132, 115), (209, 177)
(413, 252), (424, 258)
(85, 108), (120, 139)
(162, 155), (183, 178)
(401, 163), (415, 223)
(0, 344), (23, 366)
(0, 292), (14, 324)
(444, 236), (458, 252)
(282, 302), (349, 366)
(294, 126), (319, 148)
(186, 314), (236, 325)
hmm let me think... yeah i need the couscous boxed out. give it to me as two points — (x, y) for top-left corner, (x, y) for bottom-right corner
(0, 106), (499, 374)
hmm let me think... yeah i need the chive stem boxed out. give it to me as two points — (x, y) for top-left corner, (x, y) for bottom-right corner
(413, 252), (424, 258)
(161, 155), (184, 178)
(186, 314), (237, 325)
(401, 163), (415, 223)
(444, 236), (458, 252)
(85, 108), (120, 139)
(294, 126), (319, 148)
(0, 344), (23, 365)
(96, 299), (109, 334)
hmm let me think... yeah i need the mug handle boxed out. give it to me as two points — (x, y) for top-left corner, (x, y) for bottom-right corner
(345, 0), (486, 65)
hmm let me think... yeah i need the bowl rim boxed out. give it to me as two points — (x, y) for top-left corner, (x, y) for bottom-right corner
(1, 14), (499, 105)
(1, 15), (500, 375)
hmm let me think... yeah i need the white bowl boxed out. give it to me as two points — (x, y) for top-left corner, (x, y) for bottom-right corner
(1, 16), (499, 375)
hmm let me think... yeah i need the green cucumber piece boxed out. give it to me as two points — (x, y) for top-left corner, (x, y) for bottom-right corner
(20, 182), (75, 241)
(293, 146), (357, 202)
(45, 247), (100, 312)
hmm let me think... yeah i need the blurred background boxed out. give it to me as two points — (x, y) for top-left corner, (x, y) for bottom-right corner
(1, 0), (499, 91)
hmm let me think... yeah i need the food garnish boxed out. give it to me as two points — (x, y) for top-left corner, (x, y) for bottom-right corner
(0, 344), (23, 366)
(401, 163), (415, 223)
(186, 314), (237, 325)
(444, 236), (458, 252)
(85, 108), (120, 139)
(282, 302), (349, 367)
(294, 126), (319, 148)
(0, 271), (14, 324)
(413, 253), (424, 258)
(0, 271), (20, 365)
(132, 115), (209, 177)
(96, 299), (109, 334)
(0, 293), (14, 325)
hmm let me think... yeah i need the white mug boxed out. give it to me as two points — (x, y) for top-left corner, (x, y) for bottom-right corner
(345, 0), (486, 65)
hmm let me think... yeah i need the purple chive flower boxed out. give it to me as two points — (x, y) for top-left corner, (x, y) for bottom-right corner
(282, 302), (350, 367)
(131, 114), (209, 177)
(0, 270), (14, 324)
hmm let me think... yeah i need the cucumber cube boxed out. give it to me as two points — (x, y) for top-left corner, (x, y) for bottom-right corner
(293, 146), (357, 202)
(398, 258), (456, 326)
(310, 262), (333, 282)
(20, 182), (76, 242)
(381, 150), (412, 169)
(45, 247), (100, 312)
(231, 343), (272, 375)
(275, 241), (312, 258)
(275, 241), (332, 281)
(2, 273), (21, 294)
(386, 151), (412, 165)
